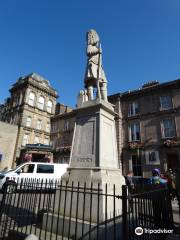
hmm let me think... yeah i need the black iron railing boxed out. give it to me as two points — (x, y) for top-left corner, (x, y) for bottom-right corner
(122, 184), (174, 240)
(0, 179), (174, 240)
(0, 179), (122, 240)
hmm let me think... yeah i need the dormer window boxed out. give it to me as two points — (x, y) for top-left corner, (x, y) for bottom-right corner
(38, 96), (45, 110)
(160, 96), (172, 110)
(128, 101), (139, 116)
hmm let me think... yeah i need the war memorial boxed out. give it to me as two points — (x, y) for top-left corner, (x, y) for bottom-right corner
(41, 29), (125, 238)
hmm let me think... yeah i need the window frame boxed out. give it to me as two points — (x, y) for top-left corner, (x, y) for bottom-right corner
(129, 121), (141, 142)
(161, 118), (176, 139)
(128, 101), (139, 116)
(26, 116), (32, 127)
(145, 151), (160, 165)
(28, 92), (35, 106)
(63, 121), (69, 132)
(47, 100), (53, 113)
(36, 119), (42, 130)
(37, 96), (45, 110)
(22, 133), (30, 146)
(160, 95), (172, 110)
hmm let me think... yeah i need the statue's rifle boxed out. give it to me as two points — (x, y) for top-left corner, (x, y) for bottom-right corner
(97, 43), (101, 100)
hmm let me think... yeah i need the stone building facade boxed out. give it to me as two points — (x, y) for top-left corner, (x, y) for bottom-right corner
(51, 104), (75, 164)
(2, 73), (58, 166)
(110, 79), (180, 177)
(51, 79), (180, 177)
(0, 121), (18, 170)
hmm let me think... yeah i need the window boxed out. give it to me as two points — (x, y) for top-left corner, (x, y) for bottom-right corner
(46, 122), (50, 132)
(129, 122), (140, 141)
(18, 164), (35, 173)
(145, 151), (160, 165)
(34, 136), (40, 144)
(63, 121), (69, 131)
(26, 116), (32, 127)
(161, 118), (176, 138)
(128, 101), (139, 116)
(37, 96), (45, 110)
(132, 155), (142, 176)
(47, 100), (53, 113)
(160, 96), (172, 110)
(44, 138), (49, 145)
(22, 133), (29, 146)
(36, 119), (42, 130)
(37, 164), (54, 174)
(28, 92), (35, 106)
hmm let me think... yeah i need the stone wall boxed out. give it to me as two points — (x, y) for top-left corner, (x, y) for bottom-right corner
(0, 121), (18, 170)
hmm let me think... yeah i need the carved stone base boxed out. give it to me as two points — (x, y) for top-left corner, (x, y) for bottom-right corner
(69, 99), (119, 169)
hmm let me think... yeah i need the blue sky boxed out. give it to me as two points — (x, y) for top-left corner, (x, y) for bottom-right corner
(0, 0), (180, 107)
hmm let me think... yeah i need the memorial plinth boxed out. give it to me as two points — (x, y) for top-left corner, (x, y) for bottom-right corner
(58, 99), (125, 222)
(70, 99), (118, 169)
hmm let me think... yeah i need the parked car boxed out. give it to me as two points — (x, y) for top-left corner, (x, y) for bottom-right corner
(0, 162), (68, 192)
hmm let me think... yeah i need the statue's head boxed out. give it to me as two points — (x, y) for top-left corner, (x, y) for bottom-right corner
(87, 29), (99, 45)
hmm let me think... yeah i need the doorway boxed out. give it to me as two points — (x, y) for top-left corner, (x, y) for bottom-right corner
(166, 153), (179, 170)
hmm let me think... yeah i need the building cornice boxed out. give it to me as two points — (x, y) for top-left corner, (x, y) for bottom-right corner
(10, 74), (58, 98)
(108, 79), (180, 101)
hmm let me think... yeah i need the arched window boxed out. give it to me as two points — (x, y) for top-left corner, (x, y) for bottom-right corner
(26, 116), (32, 127)
(38, 96), (45, 110)
(47, 100), (53, 113)
(28, 92), (35, 106)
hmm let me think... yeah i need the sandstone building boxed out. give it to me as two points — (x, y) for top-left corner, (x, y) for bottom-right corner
(110, 80), (180, 177)
(51, 104), (74, 163)
(51, 79), (180, 177)
(1, 73), (58, 167)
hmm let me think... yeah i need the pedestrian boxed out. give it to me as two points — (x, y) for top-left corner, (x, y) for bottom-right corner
(124, 171), (134, 193)
(150, 168), (167, 185)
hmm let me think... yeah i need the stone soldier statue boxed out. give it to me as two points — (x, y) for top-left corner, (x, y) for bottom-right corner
(84, 29), (108, 101)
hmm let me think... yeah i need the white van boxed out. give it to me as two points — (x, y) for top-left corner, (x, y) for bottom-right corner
(0, 162), (68, 192)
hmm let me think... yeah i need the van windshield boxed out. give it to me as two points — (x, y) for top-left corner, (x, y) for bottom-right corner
(14, 164), (35, 174)
(13, 163), (26, 172)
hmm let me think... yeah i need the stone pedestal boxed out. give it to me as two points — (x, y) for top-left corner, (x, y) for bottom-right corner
(59, 99), (125, 221)
(69, 99), (119, 169)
